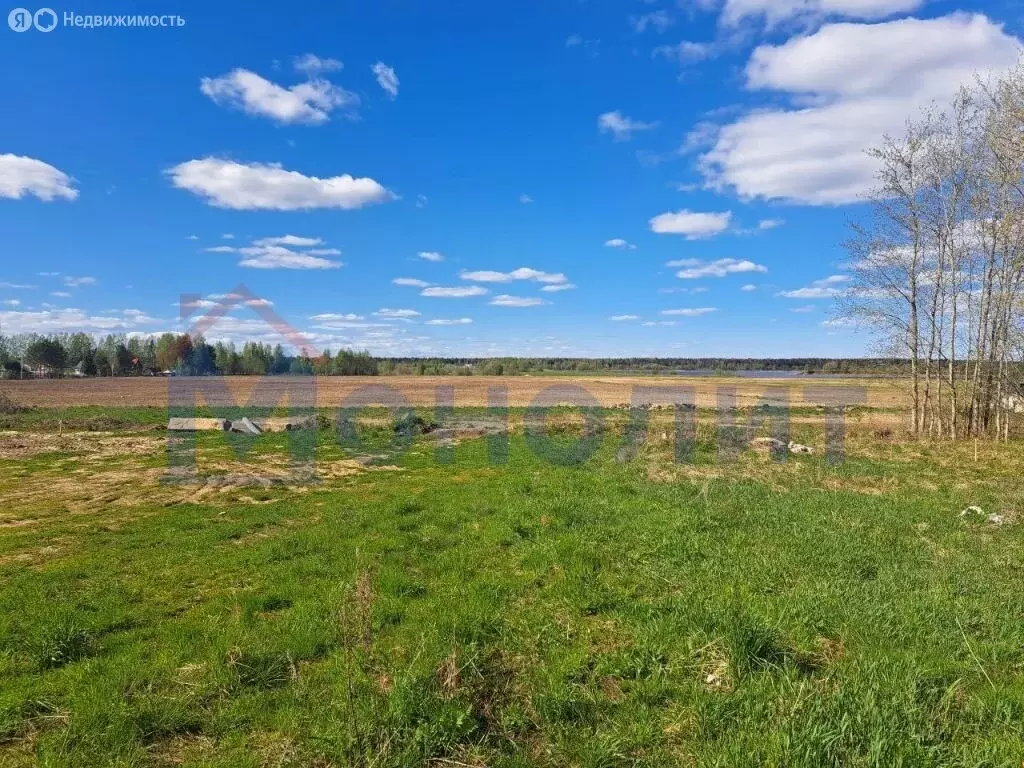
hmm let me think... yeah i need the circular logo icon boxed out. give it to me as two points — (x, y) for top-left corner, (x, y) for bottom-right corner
(7, 7), (33, 31)
(33, 7), (56, 31)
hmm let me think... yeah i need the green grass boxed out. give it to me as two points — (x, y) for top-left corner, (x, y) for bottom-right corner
(1, 409), (1023, 766)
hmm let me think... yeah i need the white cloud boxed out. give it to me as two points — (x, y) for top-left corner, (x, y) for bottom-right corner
(185, 234), (199, 240)
(375, 308), (420, 318)
(418, 251), (444, 262)
(598, 110), (659, 141)
(307, 248), (342, 256)
(669, 258), (767, 279)
(653, 41), (715, 63)
(490, 295), (546, 307)
(49, 291), (71, 298)
(722, 0), (923, 27)
(460, 267), (567, 285)
(2, 299), (20, 307)
(64, 276), (96, 288)
(660, 307), (718, 316)
(204, 245), (237, 253)
(741, 284), (758, 291)
(393, 278), (432, 287)
(0, 154), (78, 202)
(610, 314), (640, 321)
(650, 209), (732, 239)
(311, 312), (365, 322)
(519, 194), (534, 204)
(237, 245), (342, 270)
(372, 62), (400, 98)
(642, 321), (677, 327)
(759, 219), (784, 230)
(200, 68), (357, 124)
(167, 158), (392, 211)
(254, 234), (324, 247)
(700, 14), (1021, 205)
(0, 307), (158, 334)
(605, 238), (637, 250)
(790, 305), (817, 313)
(293, 54), (343, 75)
(541, 283), (576, 292)
(0, 282), (35, 289)
(426, 318), (473, 325)
(632, 10), (674, 33)
(222, 233), (235, 240)
(778, 274), (850, 298)
(421, 286), (489, 298)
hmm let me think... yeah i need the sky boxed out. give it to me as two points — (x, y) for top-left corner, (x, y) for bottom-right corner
(1, 0), (1021, 358)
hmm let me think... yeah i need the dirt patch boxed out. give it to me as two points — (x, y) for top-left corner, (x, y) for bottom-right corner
(0, 431), (163, 461)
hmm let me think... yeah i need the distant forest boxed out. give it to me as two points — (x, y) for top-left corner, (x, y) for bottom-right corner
(0, 331), (910, 378)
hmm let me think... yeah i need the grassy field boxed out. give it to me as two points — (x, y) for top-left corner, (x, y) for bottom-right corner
(1, 384), (1024, 766)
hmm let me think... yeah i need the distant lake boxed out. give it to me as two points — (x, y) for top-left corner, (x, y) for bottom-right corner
(671, 370), (899, 379)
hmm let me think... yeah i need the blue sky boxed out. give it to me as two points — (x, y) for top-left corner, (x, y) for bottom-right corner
(1, 0), (1021, 357)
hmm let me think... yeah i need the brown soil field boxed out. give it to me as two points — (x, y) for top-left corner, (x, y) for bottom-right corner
(0, 375), (907, 409)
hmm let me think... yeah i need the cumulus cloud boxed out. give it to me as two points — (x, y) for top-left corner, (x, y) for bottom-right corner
(605, 238), (637, 250)
(254, 234), (324, 247)
(0, 307), (158, 334)
(426, 318), (472, 325)
(490, 295), (546, 307)
(63, 276), (97, 288)
(777, 274), (850, 298)
(200, 68), (357, 124)
(631, 10), (674, 33)
(653, 41), (715, 63)
(700, 14), (1021, 205)
(375, 308), (420, 318)
(372, 62), (400, 98)
(393, 278), (432, 287)
(649, 209), (732, 239)
(759, 219), (784, 230)
(293, 54), (343, 75)
(311, 312), (364, 322)
(721, 0), (923, 26)
(237, 245), (342, 269)
(519, 194), (534, 204)
(668, 258), (767, 279)
(0, 282), (35, 289)
(418, 251), (444, 262)
(421, 286), (489, 298)
(0, 154), (78, 201)
(598, 110), (659, 141)
(610, 314), (640, 321)
(660, 307), (718, 316)
(541, 284), (576, 292)
(741, 284), (758, 291)
(460, 267), (567, 284)
(167, 158), (392, 211)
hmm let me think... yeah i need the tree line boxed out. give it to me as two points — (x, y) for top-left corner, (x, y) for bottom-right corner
(0, 333), (378, 377)
(0, 333), (909, 379)
(842, 61), (1024, 439)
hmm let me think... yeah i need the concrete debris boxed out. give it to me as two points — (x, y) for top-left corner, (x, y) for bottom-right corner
(253, 417), (317, 432)
(167, 418), (230, 432)
(788, 441), (814, 455)
(168, 416), (317, 433)
(231, 417), (262, 436)
(959, 505), (984, 518)
(749, 437), (786, 452)
(987, 514), (1006, 525)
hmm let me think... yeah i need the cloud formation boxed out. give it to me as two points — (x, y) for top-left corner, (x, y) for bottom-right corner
(200, 69), (357, 124)
(167, 158), (392, 210)
(0, 154), (78, 201)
